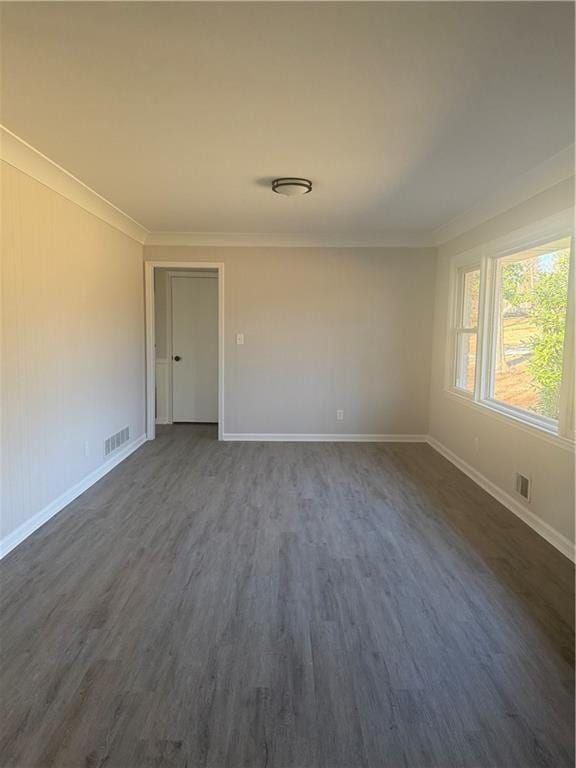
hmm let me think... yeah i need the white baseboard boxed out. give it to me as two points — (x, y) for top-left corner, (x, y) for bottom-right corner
(0, 434), (147, 560)
(222, 433), (428, 443)
(426, 435), (575, 562)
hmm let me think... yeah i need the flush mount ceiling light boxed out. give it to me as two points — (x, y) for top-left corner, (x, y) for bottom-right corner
(271, 177), (312, 196)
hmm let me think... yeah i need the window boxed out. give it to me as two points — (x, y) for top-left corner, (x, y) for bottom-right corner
(454, 267), (480, 393)
(488, 237), (571, 423)
(449, 221), (574, 440)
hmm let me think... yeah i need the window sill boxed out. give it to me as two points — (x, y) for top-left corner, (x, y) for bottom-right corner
(443, 388), (575, 452)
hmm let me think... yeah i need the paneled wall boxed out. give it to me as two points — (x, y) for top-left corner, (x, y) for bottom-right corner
(1, 162), (145, 547)
(429, 178), (575, 549)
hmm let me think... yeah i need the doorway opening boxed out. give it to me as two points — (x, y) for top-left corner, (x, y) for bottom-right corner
(144, 262), (225, 441)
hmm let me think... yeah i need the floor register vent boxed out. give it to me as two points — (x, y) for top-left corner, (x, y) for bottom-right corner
(105, 426), (130, 456)
(515, 473), (531, 501)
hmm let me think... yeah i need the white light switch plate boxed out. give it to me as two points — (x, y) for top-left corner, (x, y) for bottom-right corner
(236, 333), (244, 345)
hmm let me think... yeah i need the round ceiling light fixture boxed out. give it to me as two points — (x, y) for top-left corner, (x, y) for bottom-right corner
(272, 177), (312, 196)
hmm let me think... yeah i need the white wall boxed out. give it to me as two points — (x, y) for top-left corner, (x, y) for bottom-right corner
(146, 245), (437, 436)
(1, 161), (146, 549)
(429, 178), (575, 550)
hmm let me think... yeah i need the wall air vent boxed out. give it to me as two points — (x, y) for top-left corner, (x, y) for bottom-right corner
(105, 426), (130, 456)
(515, 473), (531, 501)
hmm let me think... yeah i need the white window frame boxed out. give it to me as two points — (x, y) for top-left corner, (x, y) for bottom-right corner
(446, 210), (575, 445)
(452, 264), (481, 396)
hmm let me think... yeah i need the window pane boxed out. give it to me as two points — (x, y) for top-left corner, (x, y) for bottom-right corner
(455, 332), (477, 392)
(462, 269), (480, 328)
(492, 237), (571, 420)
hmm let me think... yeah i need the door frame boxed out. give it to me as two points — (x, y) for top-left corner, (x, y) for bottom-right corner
(145, 261), (225, 441)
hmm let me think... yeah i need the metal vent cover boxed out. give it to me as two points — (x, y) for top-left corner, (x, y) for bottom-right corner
(105, 426), (130, 456)
(515, 473), (531, 501)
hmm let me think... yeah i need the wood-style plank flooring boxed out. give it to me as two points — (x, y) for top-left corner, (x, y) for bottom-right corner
(1, 425), (574, 767)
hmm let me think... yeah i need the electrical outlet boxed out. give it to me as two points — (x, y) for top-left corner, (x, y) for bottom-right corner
(84, 441), (90, 457)
(336, 409), (344, 421)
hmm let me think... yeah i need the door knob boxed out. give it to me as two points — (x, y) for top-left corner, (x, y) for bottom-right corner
(173, 355), (181, 361)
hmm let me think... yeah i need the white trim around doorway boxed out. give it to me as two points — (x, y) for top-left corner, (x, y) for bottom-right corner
(144, 261), (225, 441)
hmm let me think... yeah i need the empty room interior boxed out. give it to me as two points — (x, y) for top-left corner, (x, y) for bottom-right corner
(1, 2), (575, 766)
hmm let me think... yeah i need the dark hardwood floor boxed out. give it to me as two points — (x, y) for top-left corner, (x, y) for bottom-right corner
(1, 425), (573, 767)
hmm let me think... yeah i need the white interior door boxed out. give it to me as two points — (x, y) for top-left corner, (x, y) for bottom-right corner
(171, 275), (218, 422)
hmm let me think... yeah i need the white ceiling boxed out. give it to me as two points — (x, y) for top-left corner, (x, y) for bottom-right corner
(1, 2), (574, 239)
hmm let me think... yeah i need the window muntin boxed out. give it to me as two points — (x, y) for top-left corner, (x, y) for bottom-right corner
(453, 267), (480, 394)
(487, 237), (571, 423)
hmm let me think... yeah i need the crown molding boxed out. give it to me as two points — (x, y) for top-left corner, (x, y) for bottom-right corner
(433, 144), (575, 246)
(0, 125), (149, 244)
(144, 230), (434, 248)
(3, 123), (570, 251)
